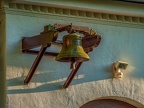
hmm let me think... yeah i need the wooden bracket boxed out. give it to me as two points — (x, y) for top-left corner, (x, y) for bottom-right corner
(22, 24), (102, 88)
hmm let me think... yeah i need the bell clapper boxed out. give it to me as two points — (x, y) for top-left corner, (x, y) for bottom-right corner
(70, 58), (76, 69)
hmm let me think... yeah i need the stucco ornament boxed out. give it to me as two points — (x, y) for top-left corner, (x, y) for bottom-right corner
(113, 61), (128, 78)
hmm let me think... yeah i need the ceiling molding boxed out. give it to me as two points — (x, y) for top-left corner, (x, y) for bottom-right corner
(9, 0), (144, 16)
(7, 3), (144, 24)
(0, 1), (143, 28)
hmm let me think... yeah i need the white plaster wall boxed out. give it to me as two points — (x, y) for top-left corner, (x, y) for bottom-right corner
(6, 13), (144, 108)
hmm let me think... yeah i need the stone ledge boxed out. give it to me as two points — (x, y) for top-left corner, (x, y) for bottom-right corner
(8, 3), (144, 24)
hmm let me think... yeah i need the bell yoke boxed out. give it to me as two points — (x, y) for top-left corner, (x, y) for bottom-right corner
(22, 23), (101, 88)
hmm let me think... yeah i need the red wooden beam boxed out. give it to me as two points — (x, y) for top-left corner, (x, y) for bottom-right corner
(63, 62), (82, 88)
(24, 45), (48, 84)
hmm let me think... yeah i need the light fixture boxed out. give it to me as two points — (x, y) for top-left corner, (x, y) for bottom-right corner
(22, 23), (102, 88)
(113, 61), (128, 78)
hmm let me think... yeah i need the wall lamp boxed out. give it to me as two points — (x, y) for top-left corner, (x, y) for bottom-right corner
(22, 23), (102, 88)
(113, 61), (128, 78)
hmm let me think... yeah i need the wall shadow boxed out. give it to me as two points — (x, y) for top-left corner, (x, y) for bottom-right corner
(7, 81), (65, 94)
(7, 62), (113, 94)
(6, 34), (144, 95)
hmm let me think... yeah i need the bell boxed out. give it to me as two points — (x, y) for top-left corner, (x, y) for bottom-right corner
(55, 34), (90, 69)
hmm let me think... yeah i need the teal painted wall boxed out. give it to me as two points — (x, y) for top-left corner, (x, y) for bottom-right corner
(6, 13), (144, 108)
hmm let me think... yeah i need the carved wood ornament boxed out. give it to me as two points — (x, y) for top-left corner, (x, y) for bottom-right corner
(22, 23), (102, 88)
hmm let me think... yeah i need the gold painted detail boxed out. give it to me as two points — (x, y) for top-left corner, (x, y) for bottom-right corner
(8, 3), (144, 24)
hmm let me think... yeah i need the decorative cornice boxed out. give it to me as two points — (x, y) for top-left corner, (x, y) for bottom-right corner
(4, 3), (144, 28)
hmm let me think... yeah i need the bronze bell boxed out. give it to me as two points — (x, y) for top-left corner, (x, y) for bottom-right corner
(55, 34), (90, 69)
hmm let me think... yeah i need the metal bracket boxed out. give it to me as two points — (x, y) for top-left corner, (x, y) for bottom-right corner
(22, 24), (102, 88)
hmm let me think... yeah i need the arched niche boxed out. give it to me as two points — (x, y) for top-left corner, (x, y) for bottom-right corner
(80, 96), (144, 108)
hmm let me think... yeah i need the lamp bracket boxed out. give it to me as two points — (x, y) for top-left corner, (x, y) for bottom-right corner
(22, 23), (102, 88)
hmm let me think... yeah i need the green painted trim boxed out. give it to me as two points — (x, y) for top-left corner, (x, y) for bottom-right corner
(0, 14), (6, 108)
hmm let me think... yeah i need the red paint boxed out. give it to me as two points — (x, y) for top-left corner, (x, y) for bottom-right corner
(80, 99), (136, 108)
